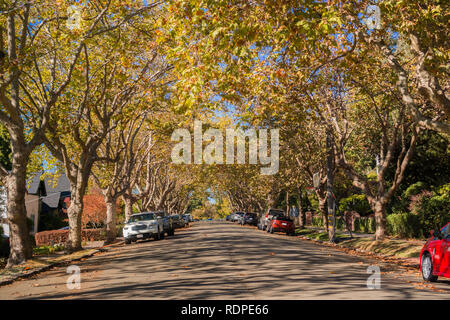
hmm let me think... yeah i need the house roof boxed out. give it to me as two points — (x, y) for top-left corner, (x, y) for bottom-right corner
(26, 174), (42, 195)
(41, 192), (62, 208)
(43, 174), (70, 194)
(42, 174), (70, 209)
(27, 173), (71, 209)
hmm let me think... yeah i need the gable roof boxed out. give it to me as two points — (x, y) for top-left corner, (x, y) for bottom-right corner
(26, 174), (43, 195)
(43, 174), (70, 194)
(26, 173), (71, 209)
(41, 192), (62, 209)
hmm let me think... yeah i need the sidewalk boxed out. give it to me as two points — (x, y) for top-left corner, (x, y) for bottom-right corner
(0, 239), (124, 287)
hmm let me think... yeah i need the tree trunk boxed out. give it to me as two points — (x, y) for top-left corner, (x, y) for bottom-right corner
(66, 184), (84, 252)
(105, 195), (117, 244)
(372, 200), (387, 240)
(297, 186), (305, 229)
(5, 162), (32, 267)
(285, 191), (289, 217)
(123, 195), (134, 222)
(318, 195), (328, 233)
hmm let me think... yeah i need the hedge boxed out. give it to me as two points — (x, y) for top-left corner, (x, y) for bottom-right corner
(386, 212), (421, 238)
(311, 216), (324, 227)
(311, 214), (375, 233)
(35, 228), (105, 246)
(354, 217), (376, 233)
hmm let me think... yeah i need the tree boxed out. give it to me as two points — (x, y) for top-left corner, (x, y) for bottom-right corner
(92, 112), (152, 243)
(0, 2), (94, 266)
(43, 2), (170, 251)
(340, 1), (449, 134)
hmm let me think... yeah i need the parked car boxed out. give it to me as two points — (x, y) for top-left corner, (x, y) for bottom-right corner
(420, 222), (449, 282)
(240, 212), (258, 226)
(258, 208), (285, 230)
(267, 215), (295, 235)
(171, 214), (186, 229)
(181, 214), (190, 224)
(155, 211), (175, 237)
(123, 212), (164, 244)
(225, 214), (232, 221)
(231, 211), (245, 222)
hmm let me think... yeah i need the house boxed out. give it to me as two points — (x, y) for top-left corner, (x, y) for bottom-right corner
(0, 173), (71, 236)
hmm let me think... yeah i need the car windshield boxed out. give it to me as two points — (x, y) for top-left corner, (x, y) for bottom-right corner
(269, 210), (284, 215)
(441, 223), (449, 238)
(128, 213), (155, 223)
(275, 216), (291, 221)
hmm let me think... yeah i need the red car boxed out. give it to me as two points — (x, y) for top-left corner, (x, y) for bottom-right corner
(420, 222), (449, 282)
(267, 216), (295, 236)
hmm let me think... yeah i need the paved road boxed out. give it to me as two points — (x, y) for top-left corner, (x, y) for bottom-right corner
(0, 222), (449, 299)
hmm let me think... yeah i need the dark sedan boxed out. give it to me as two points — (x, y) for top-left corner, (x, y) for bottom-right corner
(170, 214), (186, 229)
(240, 212), (258, 226)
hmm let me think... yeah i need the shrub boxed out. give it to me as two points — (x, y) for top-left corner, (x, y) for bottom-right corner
(353, 217), (376, 233)
(339, 194), (372, 216)
(33, 244), (65, 255)
(35, 228), (106, 246)
(387, 212), (421, 238)
(335, 217), (345, 230)
(410, 185), (450, 236)
(312, 216), (324, 227)
(403, 181), (428, 199)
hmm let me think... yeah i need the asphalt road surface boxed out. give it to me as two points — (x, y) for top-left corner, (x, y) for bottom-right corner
(0, 221), (449, 299)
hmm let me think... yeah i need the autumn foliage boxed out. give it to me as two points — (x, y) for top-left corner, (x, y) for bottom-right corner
(81, 187), (121, 228)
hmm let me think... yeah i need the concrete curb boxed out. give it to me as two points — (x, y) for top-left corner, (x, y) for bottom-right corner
(0, 240), (124, 287)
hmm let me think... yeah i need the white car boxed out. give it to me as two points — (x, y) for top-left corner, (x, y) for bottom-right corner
(123, 212), (164, 244)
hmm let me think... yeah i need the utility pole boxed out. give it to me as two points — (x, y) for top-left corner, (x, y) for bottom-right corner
(326, 126), (336, 243)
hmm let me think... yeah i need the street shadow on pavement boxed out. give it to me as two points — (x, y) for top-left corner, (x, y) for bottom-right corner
(11, 222), (448, 300)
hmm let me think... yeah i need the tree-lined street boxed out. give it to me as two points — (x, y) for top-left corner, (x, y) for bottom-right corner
(0, 1), (448, 301)
(0, 222), (448, 299)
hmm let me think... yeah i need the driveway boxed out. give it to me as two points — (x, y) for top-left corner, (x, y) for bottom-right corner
(0, 221), (448, 299)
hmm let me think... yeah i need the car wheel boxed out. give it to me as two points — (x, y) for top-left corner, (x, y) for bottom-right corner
(421, 253), (438, 282)
(160, 231), (165, 240)
(168, 229), (174, 236)
(125, 238), (132, 245)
